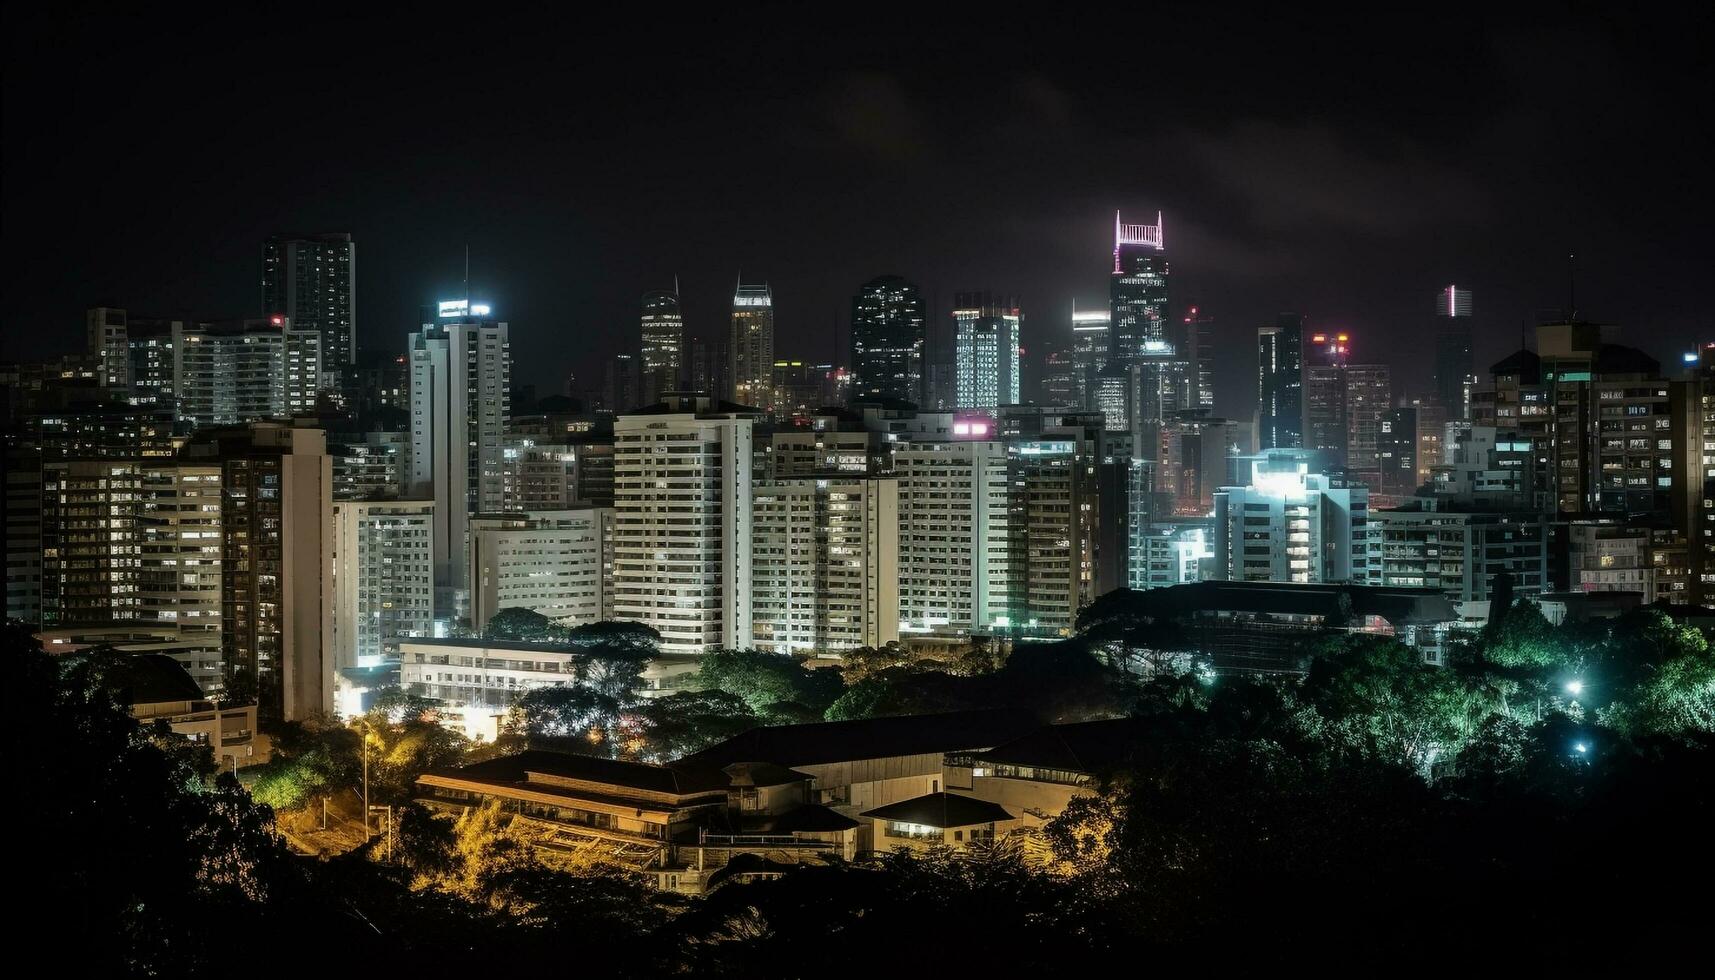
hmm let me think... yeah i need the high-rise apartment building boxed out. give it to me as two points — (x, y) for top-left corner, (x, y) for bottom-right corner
(751, 477), (900, 654)
(262, 233), (356, 374)
(640, 289), (685, 404)
(182, 422), (332, 721)
(39, 460), (224, 691)
(730, 283), (775, 409)
(331, 500), (435, 671)
(408, 309), (511, 614)
(850, 276), (926, 405)
(1344, 363), (1393, 477)
(172, 317), (322, 428)
(895, 439), (1014, 636)
(1371, 502), (1549, 604)
(612, 396), (756, 655)
(87, 306), (130, 388)
(953, 292), (1021, 409)
(1301, 329), (1351, 464)
(469, 508), (615, 632)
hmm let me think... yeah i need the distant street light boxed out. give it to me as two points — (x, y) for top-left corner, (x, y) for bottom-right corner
(1574, 742), (1589, 755)
(1565, 680), (1584, 696)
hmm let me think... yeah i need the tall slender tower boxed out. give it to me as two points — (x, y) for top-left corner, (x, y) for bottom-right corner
(639, 288), (684, 404)
(730, 282), (774, 408)
(1256, 314), (1304, 450)
(1433, 285), (1474, 418)
(408, 303), (511, 617)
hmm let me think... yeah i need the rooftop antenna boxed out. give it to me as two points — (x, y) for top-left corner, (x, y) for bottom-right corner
(1566, 253), (1576, 321)
(463, 244), (470, 306)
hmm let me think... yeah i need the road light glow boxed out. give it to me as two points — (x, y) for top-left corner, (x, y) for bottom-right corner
(1574, 742), (1589, 754)
(1565, 680), (1584, 696)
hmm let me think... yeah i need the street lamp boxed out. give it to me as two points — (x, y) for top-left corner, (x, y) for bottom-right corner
(1565, 680), (1584, 697)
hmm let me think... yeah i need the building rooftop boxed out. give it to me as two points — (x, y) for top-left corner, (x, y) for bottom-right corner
(679, 707), (1041, 769)
(429, 750), (729, 797)
(969, 718), (1154, 774)
(861, 792), (1014, 829)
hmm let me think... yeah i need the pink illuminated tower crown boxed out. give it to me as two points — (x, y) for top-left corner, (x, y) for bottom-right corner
(1113, 210), (1165, 272)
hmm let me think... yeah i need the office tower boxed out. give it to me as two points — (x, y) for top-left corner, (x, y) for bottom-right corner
(331, 500), (435, 671)
(1158, 412), (1252, 516)
(1040, 346), (1082, 408)
(1063, 305), (1111, 412)
(1433, 285), (1474, 419)
(953, 292), (1021, 409)
(468, 508), (615, 631)
(612, 395), (756, 655)
(1376, 405), (1419, 502)
(262, 233), (356, 373)
(172, 317), (321, 427)
(407, 308), (511, 615)
(38, 460), (224, 691)
(1301, 329), (1351, 463)
(640, 289), (685, 404)
(730, 282), (775, 408)
(1344, 362), (1393, 477)
(1212, 450), (1371, 585)
(688, 337), (727, 399)
(1109, 211), (1170, 362)
(1257, 313), (1304, 450)
(1372, 502), (1549, 603)
(849, 275), (926, 405)
(751, 478), (900, 654)
(895, 439), (1014, 636)
(87, 307), (130, 388)
(181, 423), (332, 721)
(1180, 306), (1216, 411)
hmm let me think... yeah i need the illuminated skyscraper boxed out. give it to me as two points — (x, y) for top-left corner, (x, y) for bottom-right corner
(730, 282), (774, 408)
(639, 288), (684, 403)
(1109, 211), (1169, 362)
(1433, 285), (1474, 419)
(262, 233), (356, 372)
(953, 292), (1021, 409)
(1302, 328), (1352, 463)
(1257, 313), (1304, 450)
(849, 275), (926, 405)
(407, 304), (511, 614)
(1180, 306), (1216, 411)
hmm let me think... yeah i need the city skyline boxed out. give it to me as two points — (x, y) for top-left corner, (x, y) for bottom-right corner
(5, 10), (1711, 420)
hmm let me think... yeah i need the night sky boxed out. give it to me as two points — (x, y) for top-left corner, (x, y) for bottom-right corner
(5, 6), (1711, 415)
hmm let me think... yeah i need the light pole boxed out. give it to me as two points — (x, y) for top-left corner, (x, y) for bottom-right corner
(361, 720), (371, 839)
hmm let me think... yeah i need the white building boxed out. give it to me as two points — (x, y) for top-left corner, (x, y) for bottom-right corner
(895, 439), (1015, 638)
(398, 638), (702, 740)
(1212, 450), (1372, 585)
(613, 396), (756, 655)
(331, 500), (435, 671)
(408, 310), (511, 616)
(751, 478), (900, 655)
(1129, 519), (1213, 590)
(469, 508), (615, 632)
